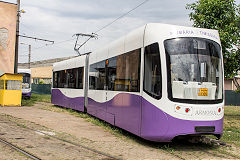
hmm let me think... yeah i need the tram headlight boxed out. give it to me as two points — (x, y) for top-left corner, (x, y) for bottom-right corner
(185, 108), (190, 113)
(217, 106), (223, 115)
(175, 105), (192, 115)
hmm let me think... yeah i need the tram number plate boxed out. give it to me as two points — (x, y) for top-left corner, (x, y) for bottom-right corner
(198, 88), (208, 96)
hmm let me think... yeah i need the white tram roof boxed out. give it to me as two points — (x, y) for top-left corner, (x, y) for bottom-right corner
(89, 23), (220, 64)
(53, 23), (220, 69)
(53, 55), (86, 72)
(18, 68), (31, 74)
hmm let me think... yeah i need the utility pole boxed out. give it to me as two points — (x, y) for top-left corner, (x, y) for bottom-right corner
(28, 44), (31, 69)
(14, 0), (20, 73)
(20, 37), (53, 69)
(20, 43), (33, 69)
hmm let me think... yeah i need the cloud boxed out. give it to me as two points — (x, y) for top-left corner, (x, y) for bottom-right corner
(14, 0), (216, 63)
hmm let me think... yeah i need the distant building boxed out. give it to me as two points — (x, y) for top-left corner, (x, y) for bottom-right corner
(225, 77), (240, 91)
(18, 56), (76, 84)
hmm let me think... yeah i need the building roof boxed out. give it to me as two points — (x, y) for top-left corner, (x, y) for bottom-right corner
(18, 56), (77, 69)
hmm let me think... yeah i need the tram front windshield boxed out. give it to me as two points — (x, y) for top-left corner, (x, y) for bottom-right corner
(164, 37), (223, 101)
(22, 73), (30, 89)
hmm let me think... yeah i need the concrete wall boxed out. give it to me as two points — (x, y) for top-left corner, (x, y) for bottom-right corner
(0, 2), (17, 74)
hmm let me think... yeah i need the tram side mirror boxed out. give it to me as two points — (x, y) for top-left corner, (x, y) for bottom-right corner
(200, 63), (206, 78)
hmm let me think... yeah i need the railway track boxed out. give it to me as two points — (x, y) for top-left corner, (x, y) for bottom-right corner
(0, 137), (41, 160)
(0, 120), (121, 160)
(33, 129), (120, 160)
(0, 113), (239, 160)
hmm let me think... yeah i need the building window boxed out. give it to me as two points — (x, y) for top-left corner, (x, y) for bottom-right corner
(0, 80), (4, 90)
(5, 80), (22, 90)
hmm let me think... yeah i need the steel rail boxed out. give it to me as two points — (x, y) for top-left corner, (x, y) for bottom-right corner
(0, 120), (121, 160)
(34, 129), (121, 160)
(0, 137), (41, 160)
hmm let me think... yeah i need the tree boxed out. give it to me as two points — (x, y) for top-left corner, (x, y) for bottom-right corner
(186, 0), (240, 89)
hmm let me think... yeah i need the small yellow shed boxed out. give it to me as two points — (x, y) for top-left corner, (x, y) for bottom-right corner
(0, 73), (23, 106)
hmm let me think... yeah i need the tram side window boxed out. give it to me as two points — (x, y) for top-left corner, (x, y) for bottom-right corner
(89, 60), (106, 90)
(53, 72), (58, 88)
(67, 68), (77, 88)
(108, 49), (141, 92)
(107, 57), (117, 91)
(59, 70), (67, 88)
(144, 43), (162, 99)
(77, 67), (84, 89)
(54, 67), (84, 89)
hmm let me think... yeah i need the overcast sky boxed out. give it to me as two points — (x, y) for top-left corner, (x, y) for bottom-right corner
(4, 0), (240, 63)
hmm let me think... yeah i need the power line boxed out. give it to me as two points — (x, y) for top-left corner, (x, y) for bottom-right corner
(73, 0), (150, 55)
(19, 35), (54, 44)
(94, 0), (150, 34)
(21, 24), (45, 38)
(21, 0), (150, 57)
(20, 38), (75, 54)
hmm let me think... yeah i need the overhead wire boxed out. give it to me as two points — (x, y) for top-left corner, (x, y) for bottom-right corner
(19, 38), (75, 54)
(74, 0), (150, 53)
(20, 0), (150, 56)
(94, 0), (150, 34)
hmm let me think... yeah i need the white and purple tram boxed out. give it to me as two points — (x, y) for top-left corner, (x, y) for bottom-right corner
(18, 69), (32, 98)
(51, 23), (224, 142)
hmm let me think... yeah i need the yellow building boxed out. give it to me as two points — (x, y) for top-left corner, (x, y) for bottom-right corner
(31, 66), (53, 84)
(0, 73), (22, 106)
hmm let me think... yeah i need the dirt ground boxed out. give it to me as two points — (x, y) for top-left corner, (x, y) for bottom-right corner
(0, 103), (239, 160)
(0, 141), (30, 160)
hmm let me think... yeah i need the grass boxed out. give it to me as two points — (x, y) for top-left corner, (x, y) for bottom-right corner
(221, 106), (240, 147)
(22, 94), (240, 147)
(40, 105), (129, 139)
(34, 94), (240, 146)
(19, 94), (240, 159)
(21, 93), (51, 106)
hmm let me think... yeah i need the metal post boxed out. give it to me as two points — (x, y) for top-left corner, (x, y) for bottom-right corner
(14, 0), (20, 73)
(28, 45), (31, 69)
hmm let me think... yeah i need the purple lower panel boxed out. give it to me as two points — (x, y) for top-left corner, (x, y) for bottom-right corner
(88, 93), (141, 136)
(141, 99), (223, 142)
(22, 92), (31, 97)
(87, 97), (107, 122)
(51, 89), (84, 112)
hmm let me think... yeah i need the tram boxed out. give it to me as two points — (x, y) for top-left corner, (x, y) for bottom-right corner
(51, 23), (224, 142)
(18, 69), (31, 98)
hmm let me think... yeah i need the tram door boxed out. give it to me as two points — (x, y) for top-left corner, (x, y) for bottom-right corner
(87, 60), (108, 120)
(106, 49), (142, 136)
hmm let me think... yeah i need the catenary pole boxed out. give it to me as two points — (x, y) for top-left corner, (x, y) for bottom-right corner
(14, 0), (20, 73)
(28, 45), (31, 69)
